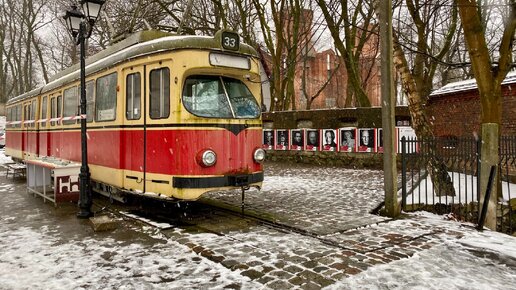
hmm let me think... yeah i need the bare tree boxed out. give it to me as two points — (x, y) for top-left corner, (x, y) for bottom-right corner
(457, 0), (515, 125)
(316, 0), (377, 107)
(1, 0), (49, 100)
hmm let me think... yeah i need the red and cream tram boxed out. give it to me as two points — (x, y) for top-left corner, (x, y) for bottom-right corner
(5, 30), (265, 201)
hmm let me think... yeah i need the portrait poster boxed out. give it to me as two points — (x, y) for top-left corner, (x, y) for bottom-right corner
(397, 127), (418, 153)
(275, 129), (289, 150)
(339, 127), (357, 152)
(305, 129), (320, 151)
(262, 129), (274, 150)
(322, 129), (338, 151)
(290, 129), (305, 151)
(377, 128), (383, 153)
(358, 128), (376, 152)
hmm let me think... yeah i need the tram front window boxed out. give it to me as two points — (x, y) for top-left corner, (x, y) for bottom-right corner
(183, 75), (260, 119)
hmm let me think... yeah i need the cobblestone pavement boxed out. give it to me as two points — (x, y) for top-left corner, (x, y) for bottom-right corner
(1, 159), (515, 289)
(205, 162), (389, 234)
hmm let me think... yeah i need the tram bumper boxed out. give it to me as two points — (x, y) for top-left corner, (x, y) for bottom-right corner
(173, 172), (263, 188)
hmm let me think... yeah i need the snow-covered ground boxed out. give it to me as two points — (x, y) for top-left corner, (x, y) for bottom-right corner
(0, 150), (515, 289)
(404, 171), (515, 205)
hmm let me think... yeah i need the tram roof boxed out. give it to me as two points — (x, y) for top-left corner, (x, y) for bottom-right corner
(8, 30), (259, 105)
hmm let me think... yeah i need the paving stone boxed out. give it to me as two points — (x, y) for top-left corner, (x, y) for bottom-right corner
(241, 269), (264, 280)
(288, 275), (309, 286)
(317, 256), (337, 266)
(389, 250), (410, 259)
(300, 281), (322, 290)
(247, 260), (263, 267)
(284, 265), (304, 274)
(330, 271), (349, 280)
(313, 265), (329, 273)
(231, 263), (249, 271)
(329, 262), (347, 270)
(269, 270), (294, 280)
(256, 275), (275, 285)
(301, 259), (320, 268)
(261, 265), (275, 273)
(266, 280), (294, 290)
(220, 259), (239, 269)
(284, 255), (309, 264)
(344, 266), (362, 275)
(306, 251), (325, 260)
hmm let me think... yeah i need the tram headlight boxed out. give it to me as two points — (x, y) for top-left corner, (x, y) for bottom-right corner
(253, 148), (266, 163)
(199, 150), (217, 167)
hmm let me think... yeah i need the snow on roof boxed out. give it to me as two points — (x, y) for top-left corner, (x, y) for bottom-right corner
(7, 30), (257, 105)
(431, 70), (516, 96)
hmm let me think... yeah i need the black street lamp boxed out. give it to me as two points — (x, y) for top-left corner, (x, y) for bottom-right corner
(63, 0), (105, 219)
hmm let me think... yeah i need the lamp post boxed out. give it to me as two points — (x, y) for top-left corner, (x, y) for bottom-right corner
(63, 0), (105, 219)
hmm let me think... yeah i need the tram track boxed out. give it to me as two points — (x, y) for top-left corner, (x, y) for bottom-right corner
(92, 193), (395, 255)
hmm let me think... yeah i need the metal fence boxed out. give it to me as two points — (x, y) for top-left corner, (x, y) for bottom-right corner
(400, 136), (515, 234)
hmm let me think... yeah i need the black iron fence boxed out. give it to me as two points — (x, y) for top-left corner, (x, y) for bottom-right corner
(400, 136), (515, 234)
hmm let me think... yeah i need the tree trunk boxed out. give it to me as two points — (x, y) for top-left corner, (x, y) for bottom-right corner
(393, 38), (455, 197)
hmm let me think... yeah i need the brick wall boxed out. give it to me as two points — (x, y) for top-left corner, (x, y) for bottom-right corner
(428, 83), (516, 137)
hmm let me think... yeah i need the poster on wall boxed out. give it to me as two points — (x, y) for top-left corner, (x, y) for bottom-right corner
(358, 128), (376, 152)
(290, 129), (305, 150)
(322, 129), (338, 151)
(397, 127), (418, 153)
(377, 128), (383, 153)
(275, 129), (289, 150)
(262, 129), (274, 150)
(306, 129), (320, 151)
(339, 127), (357, 152)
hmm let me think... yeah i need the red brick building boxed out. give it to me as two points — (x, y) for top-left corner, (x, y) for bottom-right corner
(428, 71), (516, 137)
(279, 10), (382, 110)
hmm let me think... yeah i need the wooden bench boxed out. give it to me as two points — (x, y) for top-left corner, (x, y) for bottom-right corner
(5, 163), (26, 179)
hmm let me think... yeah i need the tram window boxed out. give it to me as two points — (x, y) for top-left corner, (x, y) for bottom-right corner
(126, 73), (141, 120)
(149, 68), (170, 119)
(16, 105), (21, 128)
(223, 78), (261, 118)
(96, 72), (117, 121)
(57, 96), (62, 124)
(24, 105), (30, 128)
(63, 86), (78, 125)
(182, 75), (260, 119)
(85, 80), (95, 123)
(50, 98), (56, 126)
(41, 96), (47, 127)
(31, 101), (37, 127)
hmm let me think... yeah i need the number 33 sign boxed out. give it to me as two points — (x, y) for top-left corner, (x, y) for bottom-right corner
(221, 31), (239, 51)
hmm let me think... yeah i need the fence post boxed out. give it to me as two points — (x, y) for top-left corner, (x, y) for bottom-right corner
(477, 165), (497, 230)
(401, 136), (407, 210)
(479, 123), (499, 231)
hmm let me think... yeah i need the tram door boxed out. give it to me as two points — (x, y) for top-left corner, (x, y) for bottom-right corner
(122, 65), (145, 193)
(21, 102), (30, 159)
(21, 101), (37, 159)
(144, 61), (173, 194)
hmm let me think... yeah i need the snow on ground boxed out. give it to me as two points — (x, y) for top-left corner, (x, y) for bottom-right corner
(0, 150), (515, 289)
(327, 212), (516, 290)
(404, 171), (515, 205)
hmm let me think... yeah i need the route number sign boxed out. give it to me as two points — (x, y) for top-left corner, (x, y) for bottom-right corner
(222, 31), (239, 51)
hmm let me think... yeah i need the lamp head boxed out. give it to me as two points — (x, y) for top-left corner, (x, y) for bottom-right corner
(63, 5), (84, 38)
(80, 0), (105, 25)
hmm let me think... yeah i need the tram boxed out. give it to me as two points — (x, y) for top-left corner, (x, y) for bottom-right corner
(5, 29), (265, 201)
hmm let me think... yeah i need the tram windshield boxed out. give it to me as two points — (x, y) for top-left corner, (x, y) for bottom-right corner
(182, 75), (261, 119)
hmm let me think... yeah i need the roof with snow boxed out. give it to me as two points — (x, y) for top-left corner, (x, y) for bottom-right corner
(430, 70), (516, 97)
(8, 30), (258, 105)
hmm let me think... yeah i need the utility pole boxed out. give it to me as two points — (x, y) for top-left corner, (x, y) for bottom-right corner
(379, 0), (400, 217)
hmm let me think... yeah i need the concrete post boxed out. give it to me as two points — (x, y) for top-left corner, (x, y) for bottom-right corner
(479, 123), (499, 230)
(379, 0), (400, 217)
